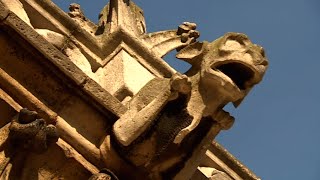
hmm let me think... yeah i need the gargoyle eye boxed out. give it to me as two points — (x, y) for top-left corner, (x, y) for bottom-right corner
(225, 40), (242, 49)
(221, 40), (245, 52)
(225, 33), (249, 45)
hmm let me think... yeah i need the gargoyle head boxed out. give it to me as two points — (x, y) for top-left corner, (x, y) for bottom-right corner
(176, 32), (268, 107)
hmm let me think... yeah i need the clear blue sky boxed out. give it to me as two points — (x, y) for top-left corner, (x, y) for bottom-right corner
(53, 0), (320, 179)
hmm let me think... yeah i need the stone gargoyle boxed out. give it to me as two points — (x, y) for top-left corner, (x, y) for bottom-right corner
(9, 108), (59, 153)
(101, 32), (268, 179)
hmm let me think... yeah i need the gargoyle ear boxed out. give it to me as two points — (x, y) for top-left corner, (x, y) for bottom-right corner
(176, 42), (204, 65)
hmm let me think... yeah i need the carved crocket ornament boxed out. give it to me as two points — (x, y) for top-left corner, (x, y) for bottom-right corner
(100, 32), (268, 179)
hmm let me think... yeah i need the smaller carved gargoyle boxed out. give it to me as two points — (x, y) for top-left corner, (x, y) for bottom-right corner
(101, 32), (268, 179)
(9, 108), (59, 153)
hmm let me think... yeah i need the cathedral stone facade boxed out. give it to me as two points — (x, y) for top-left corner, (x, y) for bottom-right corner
(0, 0), (268, 179)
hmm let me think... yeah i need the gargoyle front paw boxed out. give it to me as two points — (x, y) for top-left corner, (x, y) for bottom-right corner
(170, 73), (191, 94)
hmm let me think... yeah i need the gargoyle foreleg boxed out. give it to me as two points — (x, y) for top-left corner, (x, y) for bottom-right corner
(113, 86), (172, 146)
(173, 115), (202, 144)
(113, 73), (191, 147)
(173, 109), (236, 144)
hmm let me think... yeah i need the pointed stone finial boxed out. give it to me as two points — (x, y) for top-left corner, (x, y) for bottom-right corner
(98, 0), (146, 35)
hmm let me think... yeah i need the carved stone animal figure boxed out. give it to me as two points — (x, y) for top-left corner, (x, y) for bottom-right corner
(9, 108), (59, 153)
(103, 32), (268, 178)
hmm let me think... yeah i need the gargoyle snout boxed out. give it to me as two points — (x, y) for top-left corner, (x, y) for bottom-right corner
(214, 33), (268, 90)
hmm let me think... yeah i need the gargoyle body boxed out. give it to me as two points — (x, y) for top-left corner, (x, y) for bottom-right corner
(104, 32), (268, 178)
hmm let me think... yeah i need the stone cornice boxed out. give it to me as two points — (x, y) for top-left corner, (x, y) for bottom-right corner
(0, 2), (127, 117)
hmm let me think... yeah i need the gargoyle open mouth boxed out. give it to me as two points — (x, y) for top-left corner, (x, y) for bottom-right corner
(214, 62), (255, 90)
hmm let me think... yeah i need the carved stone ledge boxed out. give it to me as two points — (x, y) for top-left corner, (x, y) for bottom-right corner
(0, 1), (10, 21)
(0, 4), (126, 117)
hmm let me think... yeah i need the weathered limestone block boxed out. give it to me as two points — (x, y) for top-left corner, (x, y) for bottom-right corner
(0, 31), (72, 114)
(34, 28), (99, 83)
(95, 49), (156, 102)
(57, 96), (109, 147)
(1, 0), (98, 85)
(62, 41), (97, 78)
(1, 0), (32, 27)
(35, 29), (67, 49)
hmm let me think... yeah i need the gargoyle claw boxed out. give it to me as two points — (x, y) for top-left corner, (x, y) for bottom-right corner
(170, 73), (192, 94)
(177, 22), (200, 44)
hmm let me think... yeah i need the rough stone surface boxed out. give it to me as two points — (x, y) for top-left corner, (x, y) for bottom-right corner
(63, 42), (95, 77)
(3, 12), (87, 86)
(0, 0), (268, 179)
(95, 49), (155, 102)
(82, 78), (127, 117)
(1, 0), (32, 26)
(35, 28), (67, 49)
(0, 1), (9, 21)
(57, 96), (109, 147)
